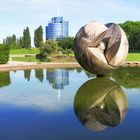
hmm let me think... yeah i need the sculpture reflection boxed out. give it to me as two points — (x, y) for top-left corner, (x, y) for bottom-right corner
(74, 78), (128, 131)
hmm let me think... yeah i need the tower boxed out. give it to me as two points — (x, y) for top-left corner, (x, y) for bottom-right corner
(46, 15), (69, 40)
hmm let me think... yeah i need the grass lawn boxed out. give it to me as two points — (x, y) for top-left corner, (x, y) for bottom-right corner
(126, 53), (140, 61)
(12, 57), (40, 62)
(10, 48), (40, 54)
(11, 55), (76, 62)
(9, 49), (140, 62)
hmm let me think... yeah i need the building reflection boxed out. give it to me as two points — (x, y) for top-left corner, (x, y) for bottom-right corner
(74, 78), (128, 132)
(46, 69), (69, 100)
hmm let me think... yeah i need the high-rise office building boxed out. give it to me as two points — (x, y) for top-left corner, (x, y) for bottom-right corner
(46, 16), (69, 40)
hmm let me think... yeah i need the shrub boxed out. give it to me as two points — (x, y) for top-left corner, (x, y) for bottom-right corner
(0, 44), (10, 64)
(58, 37), (74, 50)
(45, 39), (58, 54)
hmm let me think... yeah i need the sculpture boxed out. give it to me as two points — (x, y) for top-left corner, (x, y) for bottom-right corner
(74, 21), (129, 75)
(74, 78), (128, 131)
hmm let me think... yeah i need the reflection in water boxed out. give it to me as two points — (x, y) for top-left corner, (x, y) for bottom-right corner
(46, 69), (69, 90)
(0, 69), (71, 112)
(24, 70), (31, 81)
(74, 78), (128, 132)
(46, 69), (69, 101)
(0, 69), (70, 101)
(1, 67), (139, 90)
(112, 67), (140, 88)
(35, 69), (44, 82)
(0, 72), (11, 88)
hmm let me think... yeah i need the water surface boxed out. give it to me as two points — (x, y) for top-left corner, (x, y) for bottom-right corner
(0, 67), (140, 140)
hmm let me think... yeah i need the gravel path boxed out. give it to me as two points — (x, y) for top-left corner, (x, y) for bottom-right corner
(0, 61), (140, 72)
(0, 61), (81, 72)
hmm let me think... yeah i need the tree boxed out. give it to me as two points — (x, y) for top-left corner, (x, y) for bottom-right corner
(12, 34), (16, 45)
(3, 34), (20, 49)
(34, 25), (43, 48)
(22, 27), (31, 48)
(42, 39), (58, 54)
(4, 36), (12, 46)
(10, 34), (17, 49)
(17, 37), (23, 48)
(119, 21), (140, 51)
(58, 37), (74, 50)
(19, 37), (23, 47)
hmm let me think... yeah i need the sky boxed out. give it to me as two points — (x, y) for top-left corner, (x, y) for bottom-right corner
(0, 0), (140, 46)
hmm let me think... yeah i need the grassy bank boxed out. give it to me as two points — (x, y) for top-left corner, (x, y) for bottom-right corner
(11, 56), (76, 62)
(10, 48), (40, 54)
(12, 57), (40, 62)
(9, 48), (140, 62)
(126, 53), (140, 61)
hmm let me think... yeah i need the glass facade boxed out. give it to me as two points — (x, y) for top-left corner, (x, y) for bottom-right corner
(46, 16), (69, 40)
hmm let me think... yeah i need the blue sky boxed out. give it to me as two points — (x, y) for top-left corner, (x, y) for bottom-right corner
(0, 0), (140, 45)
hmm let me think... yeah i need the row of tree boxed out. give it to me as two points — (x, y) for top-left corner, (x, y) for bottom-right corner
(3, 26), (43, 49)
(3, 34), (21, 49)
(119, 21), (140, 51)
(3, 20), (140, 52)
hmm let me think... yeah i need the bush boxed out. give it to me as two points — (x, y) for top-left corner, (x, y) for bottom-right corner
(45, 39), (58, 54)
(0, 44), (10, 64)
(39, 40), (58, 56)
(58, 37), (74, 50)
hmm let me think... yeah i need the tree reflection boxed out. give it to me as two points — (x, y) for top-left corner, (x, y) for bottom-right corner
(0, 72), (11, 88)
(24, 70), (31, 81)
(111, 67), (140, 88)
(74, 78), (128, 132)
(35, 69), (44, 82)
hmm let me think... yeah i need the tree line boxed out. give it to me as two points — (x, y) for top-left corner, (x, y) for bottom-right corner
(3, 20), (140, 52)
(3, 25), (74, 54)
(3, 25), (74, 57)
(119, 21), (140, 52)
(3, 26), (43, 49)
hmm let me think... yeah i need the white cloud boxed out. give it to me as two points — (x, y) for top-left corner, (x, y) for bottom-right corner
(0, 0), (140, 44)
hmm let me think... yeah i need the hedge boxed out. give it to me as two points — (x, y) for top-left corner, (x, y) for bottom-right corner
(0, 44), (9, 64)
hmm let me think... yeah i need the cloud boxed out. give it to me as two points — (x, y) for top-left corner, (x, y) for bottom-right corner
(0, 0), (140, 44)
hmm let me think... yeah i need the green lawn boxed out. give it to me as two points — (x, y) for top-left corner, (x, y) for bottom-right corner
(10, 49), (140, 62)
(12, 57), (40, 62)
(10, 48), (40, 54)
(126, 53), (140, 61)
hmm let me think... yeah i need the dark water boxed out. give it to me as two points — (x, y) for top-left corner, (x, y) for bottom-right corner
(0, 67), (140, 140)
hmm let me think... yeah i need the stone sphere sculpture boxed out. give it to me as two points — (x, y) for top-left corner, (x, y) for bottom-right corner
(74, 78), (128, 131)
(74, 21), (129, 75)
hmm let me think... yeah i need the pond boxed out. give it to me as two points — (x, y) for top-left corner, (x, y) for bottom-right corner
(0, 67), (140, 140)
